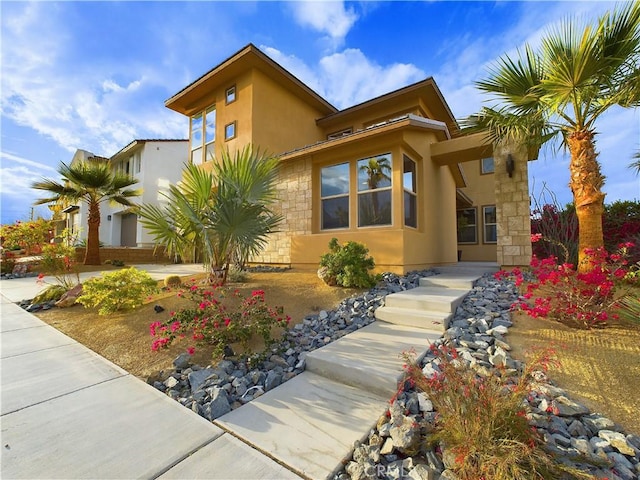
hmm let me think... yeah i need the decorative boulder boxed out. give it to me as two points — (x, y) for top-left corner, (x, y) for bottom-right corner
(55, 284), (83, 308)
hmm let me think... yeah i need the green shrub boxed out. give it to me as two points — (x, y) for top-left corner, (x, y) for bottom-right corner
(111, 259), (125, 267)
(318, 238), (377, 288)
(78, 267), (159, 315)
(33, 284), (67, 303)
(227, 265), (249, 283)
(163, 275), (182, 288)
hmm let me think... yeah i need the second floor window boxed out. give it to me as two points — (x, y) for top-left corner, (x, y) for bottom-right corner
(190, 105), (216, 165)
(481, 157), (494, 174)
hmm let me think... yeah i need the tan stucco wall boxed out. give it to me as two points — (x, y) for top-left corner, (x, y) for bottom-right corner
(457, 160), (498, 262)
(250, 69), (326, 154)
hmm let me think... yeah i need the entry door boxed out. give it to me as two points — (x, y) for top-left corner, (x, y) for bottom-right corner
(120, 213), (137, 247)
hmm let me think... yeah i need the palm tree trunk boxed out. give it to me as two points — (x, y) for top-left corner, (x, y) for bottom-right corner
(84, 201), (102, 265)
(567, 130), (605, 273)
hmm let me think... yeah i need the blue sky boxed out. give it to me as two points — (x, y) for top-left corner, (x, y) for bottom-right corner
(1, 1), (639, 224)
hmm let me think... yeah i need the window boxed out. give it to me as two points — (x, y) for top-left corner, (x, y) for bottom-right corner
(134, 153), (141, 174)
(483, 205), (497, 243)
(358, 154), (392, 227)
(481, 157), (494, 174)
(190, 105), (216, 165)
(403, 155), (417, 228)
(321, 163), (350, 230)
(224, 121), (236, 141)
(225, 85), (236, 104)
(457, 208), (477, 243)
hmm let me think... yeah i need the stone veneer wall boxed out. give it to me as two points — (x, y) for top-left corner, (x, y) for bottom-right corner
(252, 159), (312, 265)
(494, 143), (532, 267)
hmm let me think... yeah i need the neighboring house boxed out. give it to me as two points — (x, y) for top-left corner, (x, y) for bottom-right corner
(164, 44), (522, 273)
(59, 140), (187, 247)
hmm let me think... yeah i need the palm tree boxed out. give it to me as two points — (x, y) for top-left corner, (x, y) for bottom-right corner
(139, 145), (282, 284)
(466, 3), (640, 272)
(630, 150), (640, 175)
(32, 157), (140, 265)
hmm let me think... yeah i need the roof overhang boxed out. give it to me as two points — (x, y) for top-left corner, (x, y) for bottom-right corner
(62, 205), (80, 214)
(317, 78), (458, 135)
(431, 132), (494, 166)
(279, 114), (450, 161)
(165, 44), (337, 117)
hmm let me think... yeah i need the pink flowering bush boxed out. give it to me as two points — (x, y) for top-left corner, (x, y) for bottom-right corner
(150, 281), (290, 359)
(495, 238), (638, 329)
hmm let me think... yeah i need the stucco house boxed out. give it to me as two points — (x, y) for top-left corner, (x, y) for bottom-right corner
(165, 44), (532, 273)
(60, 139), (187, 248)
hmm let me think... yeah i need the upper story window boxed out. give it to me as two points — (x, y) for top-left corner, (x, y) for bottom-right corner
(357, 154), (392, 227)
(403, 155), (417, 228)
(225, 85), (236, 104)
(224, 121), (236, 141)
(133, 152), (141, 174)
(190, 105), (216, 165)
(457, 208), (477, 244)
(321, 163), (350, 230)
(481, 157), (495, 174)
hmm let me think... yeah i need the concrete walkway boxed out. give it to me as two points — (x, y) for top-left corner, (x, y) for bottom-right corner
(1, 263), (495, 479)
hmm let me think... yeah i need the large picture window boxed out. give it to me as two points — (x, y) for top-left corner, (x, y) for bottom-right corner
(403, 155), (417, 228)
(357, 154), (392, 227)
(190, 105), (216, 165)
(457, 208), (477, 243)
(483, 205), (497, 243)
(321, 163), (350, 230)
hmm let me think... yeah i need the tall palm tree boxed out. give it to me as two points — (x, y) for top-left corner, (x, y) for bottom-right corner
(139, 145), (282, 284)
(32, 157), (140, 265)
(630, 150), (640, 174)
(466, 3), (640, 272)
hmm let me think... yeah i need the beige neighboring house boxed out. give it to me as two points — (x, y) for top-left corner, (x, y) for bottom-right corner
(165, 44), (533, 273)
(57, 140), (187, 247)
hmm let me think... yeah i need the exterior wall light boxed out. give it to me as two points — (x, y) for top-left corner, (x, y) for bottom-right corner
(506, 154), (515, 178)
(107, 215), (112, 221)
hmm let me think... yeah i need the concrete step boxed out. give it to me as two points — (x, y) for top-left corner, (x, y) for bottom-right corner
(216, 372), (388, 480)
(384, 286), (469, 313)
(304, 322), (441, 397)
(434, 262), (499, 275)
(375, 305), (451, 332)
(420, 273), (481, 290)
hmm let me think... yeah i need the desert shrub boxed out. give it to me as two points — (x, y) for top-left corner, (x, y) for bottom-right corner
(111, 259), (125, 267)
(227, 265), (249, 283)
(78, 267), (159, 315)
(33, 284), (67, 303)
(39, 242), (79, 289)
(603, 200), (640, 264)
(403, 345), (591, 480)
(164, 275), (182, 288)
(149, 283), (289, 359)
(318, 238), (377, 288)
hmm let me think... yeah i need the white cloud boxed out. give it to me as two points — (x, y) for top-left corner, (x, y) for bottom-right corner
(0, 151), (58, 174)
(263, 46), (425, 109)
(289, 1), (358, 47)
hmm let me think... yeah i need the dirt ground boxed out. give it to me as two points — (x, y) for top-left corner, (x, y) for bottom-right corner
(507, 311), (640, 435)
(34, 269), (362, 380)
(34, 268), (639, 435)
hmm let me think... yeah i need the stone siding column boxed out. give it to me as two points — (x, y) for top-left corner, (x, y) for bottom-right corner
(494, 142), (532, 268)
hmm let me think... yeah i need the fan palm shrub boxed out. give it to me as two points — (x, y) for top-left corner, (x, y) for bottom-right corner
(139, 145), (282, 284)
